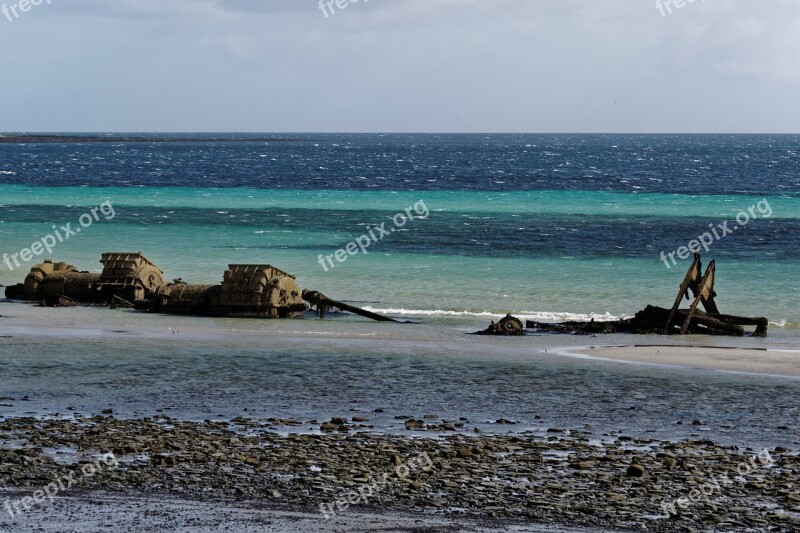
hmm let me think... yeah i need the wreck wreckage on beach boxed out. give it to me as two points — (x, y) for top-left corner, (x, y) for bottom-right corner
(5, 251), (767, 335)
(477, 254), (769, 337)
(4, 252), (397, 322)
(4, 253), (165, 307)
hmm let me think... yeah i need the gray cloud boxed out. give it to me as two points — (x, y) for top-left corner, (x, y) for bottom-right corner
(0, 0), (797, 132)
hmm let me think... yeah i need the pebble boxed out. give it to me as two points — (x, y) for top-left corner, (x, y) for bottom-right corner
(0, 416), (796, 531)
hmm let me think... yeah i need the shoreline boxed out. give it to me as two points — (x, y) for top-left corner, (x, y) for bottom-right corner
(1, 416), (797, 532)
(3, 300), (800, 454)
(555, 344), (800, 380)
(558, 345), (800, 379)
(3, 310), (800, 382)
(3, 299), (799, 355)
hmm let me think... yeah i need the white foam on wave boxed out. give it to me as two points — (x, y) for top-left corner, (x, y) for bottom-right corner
(362, 307), (627, 323)
(362, 307), (795, 329)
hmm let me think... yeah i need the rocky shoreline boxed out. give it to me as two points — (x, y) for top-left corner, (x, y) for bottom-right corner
(1, 416), (798, 531)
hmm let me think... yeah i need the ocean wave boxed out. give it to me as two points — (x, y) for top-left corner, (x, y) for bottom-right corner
(0, 171), (16, 175)
(366, 307), (795, 328)
(362, 307), (627, 323)
(769, 320), (798, 328)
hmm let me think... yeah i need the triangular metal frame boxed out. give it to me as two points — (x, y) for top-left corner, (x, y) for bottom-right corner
(664, 253), (719, 334)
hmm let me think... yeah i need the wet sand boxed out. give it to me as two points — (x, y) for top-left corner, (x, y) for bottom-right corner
(561, 345), (800, 379)
(3, 300), (800, 450)
(0, 490), (606, 533)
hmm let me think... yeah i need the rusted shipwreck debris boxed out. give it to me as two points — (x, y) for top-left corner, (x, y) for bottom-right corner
(302, 290), (400, 322)
(4, 253), (397, 322)
(483, 254), (768, 337)
(4, 253), (165, 307)
(475, 314), (524, 336)
(143, 264), (307, 318)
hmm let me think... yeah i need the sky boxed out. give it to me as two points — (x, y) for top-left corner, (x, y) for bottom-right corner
(0, 0), (798, 133)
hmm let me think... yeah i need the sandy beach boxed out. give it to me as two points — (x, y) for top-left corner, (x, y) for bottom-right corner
(558, 345), (800, 379)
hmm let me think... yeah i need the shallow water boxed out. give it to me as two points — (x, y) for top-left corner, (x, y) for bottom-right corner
(1, 301), (798, 450)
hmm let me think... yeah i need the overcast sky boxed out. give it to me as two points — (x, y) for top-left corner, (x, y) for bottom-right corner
(1, 0), (798, 133)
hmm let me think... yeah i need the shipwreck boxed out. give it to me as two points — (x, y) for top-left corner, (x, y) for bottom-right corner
(143, 264), (307, 318)
(4, 253), (165, 307)
(5, 251), (767, 334)
(480, 254), (769, 337)
(4, 252), (397, 322)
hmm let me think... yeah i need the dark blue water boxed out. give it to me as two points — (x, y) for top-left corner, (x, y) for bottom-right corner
(1, 204), (797, 262)
(2, 133), (799, 194)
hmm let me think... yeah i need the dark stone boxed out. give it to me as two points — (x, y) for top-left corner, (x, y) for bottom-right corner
(474, 314), (524, 336)
(627, 464), (645, 477)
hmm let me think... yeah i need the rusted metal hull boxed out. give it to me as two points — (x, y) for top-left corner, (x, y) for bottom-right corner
(302, 290), (399, 322)
(4, 253), (165, 305)
(146, 265), (308, 318)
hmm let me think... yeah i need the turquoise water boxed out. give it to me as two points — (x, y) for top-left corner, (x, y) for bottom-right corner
(1, 185), (798, 331)
(4, 184), (800, 217)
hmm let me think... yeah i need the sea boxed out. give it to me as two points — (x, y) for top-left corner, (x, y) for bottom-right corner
(1, 133), (798, 449)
